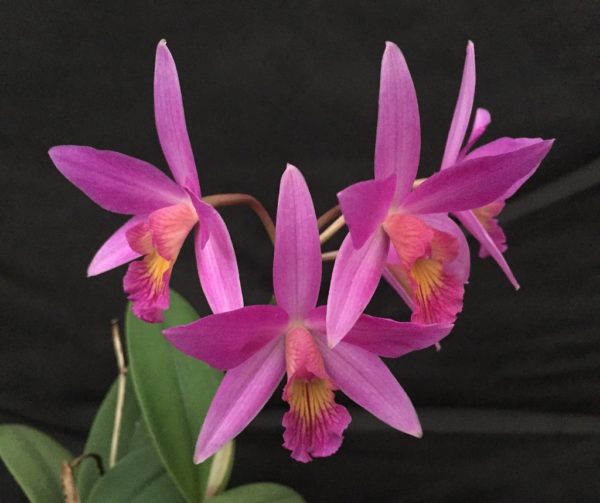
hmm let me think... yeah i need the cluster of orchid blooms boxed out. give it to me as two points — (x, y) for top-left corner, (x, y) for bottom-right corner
(49, 40), (553, 464)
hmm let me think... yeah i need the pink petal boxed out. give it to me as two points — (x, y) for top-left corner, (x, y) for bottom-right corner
(194, 337), (285, 463)
(441, 41), (476, 170)
(464, 137), (551, 200)
(164, 305), (289, 370)
(459, 108), (491, 158)
(337, 175), (395, 249)
(464, 136), (542, 161)
(273, 165), (321, 319)
(87, 215), (146, 276)
(326, 230), (389, 347)
(154, 40), (201, 196)
(400, 140), (554, 215)
(344, 315), (452, 357)
(191, 196), (243, 314)
(307, 306), (451, 358)
(49, 146), (187, 215)
(318, 338), (422, 437)
(374, 42), (420, 201)
(455, 209), (519, 289)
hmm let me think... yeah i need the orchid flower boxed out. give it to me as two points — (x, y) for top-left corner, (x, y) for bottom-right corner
(439, 42), (553, 289)
(326, 42), (554, 346)
(165, 165), (452, 463)
(49, 40), (242, 322)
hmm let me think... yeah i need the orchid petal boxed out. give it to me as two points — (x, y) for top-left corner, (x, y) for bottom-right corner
(455, 209), (520, 289)
(307, 306), (452, 358)
(273, 165), (321, 319)
(326, 230), (389, 347)
(345, 315), (452, 358)
(189, 194), (243, 314)
(49, 146), (187, 215)
(154, 40), (201, 196)
(194, 337), (285, 463)
(441, 41), (476, 170)
(87, 215), (146, 276)
(337, 175), (395, 249)
(464, 137), (543, 161)
(459, 108), (491, 158)
(164, 305), (288, 370)
(374, 42), (420, 201)
(464, 137), (550, 200)
(318, 338), (421, 437)
(401, 140), (554, 215)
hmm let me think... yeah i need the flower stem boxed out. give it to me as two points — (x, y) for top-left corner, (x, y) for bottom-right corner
(109, 319), (127, 469)
(321, 250), (338, 261)
(62, 453), (105, 503)
(319, 215), (346, 244)
(203, 193), (275, 244)
(317, 205), (341, 229)
(70, 453), (105, 475)
(61, 461), (80, 503)
(204, 179), (426, 252)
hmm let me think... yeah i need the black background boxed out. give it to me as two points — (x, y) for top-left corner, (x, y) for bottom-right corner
(1, 1), (599, 501)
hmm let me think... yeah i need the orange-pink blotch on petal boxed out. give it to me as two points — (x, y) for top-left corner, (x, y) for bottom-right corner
(383, 214), (433, 270)
(123, 203), (198, 322)
(148, 203), (198, 259)
(282, 326), (351, 462)
(383, 213), (464, 324)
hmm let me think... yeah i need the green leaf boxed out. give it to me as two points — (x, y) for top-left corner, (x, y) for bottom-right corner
(209, 483), (306, 503)
(128, 417), (154, 453)
(77, 378), (142, 501)
(0, 424), (73, 503)
(87, 447), (185, 503)
(126, 290), (226, 502)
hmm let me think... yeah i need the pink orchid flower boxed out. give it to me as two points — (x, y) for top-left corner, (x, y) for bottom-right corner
(49, 40), (242, 322)
(165, 165), (452, 463)
(439, 42), (552, 289)
(326, 42), (554, 346)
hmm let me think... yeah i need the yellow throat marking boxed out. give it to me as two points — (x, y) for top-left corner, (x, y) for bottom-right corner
(288, 378), (333, 426)
(144, 249), (171, 294)
(411, 257), (443, 304)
